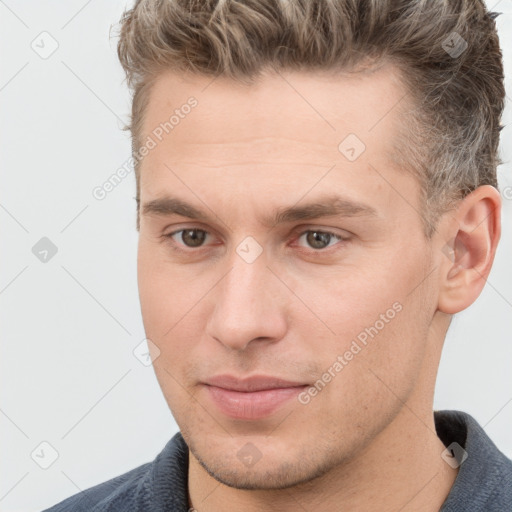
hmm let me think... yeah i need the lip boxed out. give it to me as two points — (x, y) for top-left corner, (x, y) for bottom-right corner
(203, 374), (307, 392)
(201, 374), (308, 420)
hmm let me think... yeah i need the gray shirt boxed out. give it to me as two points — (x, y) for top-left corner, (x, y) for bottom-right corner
(43, 409), (512, 511)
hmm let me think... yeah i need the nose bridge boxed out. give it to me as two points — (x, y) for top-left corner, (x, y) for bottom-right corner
(207, 247), (286, 350)
(227, 252), (270, 307)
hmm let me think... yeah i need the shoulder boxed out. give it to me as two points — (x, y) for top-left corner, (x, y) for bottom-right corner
(41, 432), (190, 512)
(41, 462), (152, 511)
(436, 410), (512, 511)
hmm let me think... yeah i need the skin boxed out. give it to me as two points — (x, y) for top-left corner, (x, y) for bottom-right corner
(136, 63), (501, 511)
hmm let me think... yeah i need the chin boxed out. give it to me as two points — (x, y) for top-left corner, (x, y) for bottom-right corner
(189, 439), (338, 491)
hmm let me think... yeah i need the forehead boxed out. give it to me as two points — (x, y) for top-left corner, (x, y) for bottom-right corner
(142, 64), (407, 147)
(138, 64), (418, 223)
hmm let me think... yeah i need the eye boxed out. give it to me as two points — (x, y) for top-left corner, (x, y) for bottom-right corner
(166, 228), (210, 248)
(296, 230), (344, 250)
(163, 227), (347, 253)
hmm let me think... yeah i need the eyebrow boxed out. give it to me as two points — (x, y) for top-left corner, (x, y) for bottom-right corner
(141, 194), (378, 227)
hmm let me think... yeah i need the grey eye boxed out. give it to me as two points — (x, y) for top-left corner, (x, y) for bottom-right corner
(300, 231), (341, 250)
(179, 229), (207, 247)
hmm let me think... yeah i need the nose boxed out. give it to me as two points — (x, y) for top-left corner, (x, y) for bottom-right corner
(205, 251), (288, 352)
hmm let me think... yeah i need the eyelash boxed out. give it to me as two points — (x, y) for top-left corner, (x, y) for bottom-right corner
(162, 227), (348, 255)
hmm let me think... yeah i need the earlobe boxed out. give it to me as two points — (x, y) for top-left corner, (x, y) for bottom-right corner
(437, 185), (501, 315)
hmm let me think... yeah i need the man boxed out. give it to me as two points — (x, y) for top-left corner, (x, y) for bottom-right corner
(44, 0), (511, 510)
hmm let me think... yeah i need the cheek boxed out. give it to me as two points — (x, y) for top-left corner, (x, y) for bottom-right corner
(302, 298), (427, 444)
(137, 243), (199, 335)
(296, 249), (430, 392)
(137, 251), (201, 412)
(136, 245), (220, 381)
(137, 254), (168, 336)
(289, 266), (402, 345)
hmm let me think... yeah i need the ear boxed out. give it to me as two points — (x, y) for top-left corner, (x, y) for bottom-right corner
(437, 185), (501, 315)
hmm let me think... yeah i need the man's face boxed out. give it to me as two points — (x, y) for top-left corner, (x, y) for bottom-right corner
(137, 65), (439, 489)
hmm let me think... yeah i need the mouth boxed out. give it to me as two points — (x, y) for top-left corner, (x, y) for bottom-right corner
(201, 374), (309, 420)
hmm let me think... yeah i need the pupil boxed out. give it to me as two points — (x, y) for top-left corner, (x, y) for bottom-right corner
(182, 229), (205, 247)
(307, 231), (330, 249)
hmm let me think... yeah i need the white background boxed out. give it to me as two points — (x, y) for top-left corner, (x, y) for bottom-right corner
(0, 1), (511, 510)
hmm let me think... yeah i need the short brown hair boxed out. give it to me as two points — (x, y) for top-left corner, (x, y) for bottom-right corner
(114, 0), (505, 236)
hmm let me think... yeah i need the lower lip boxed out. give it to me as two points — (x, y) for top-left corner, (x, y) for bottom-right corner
(203, 384), (308, 420)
